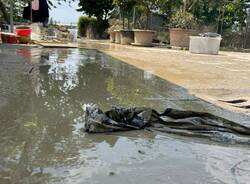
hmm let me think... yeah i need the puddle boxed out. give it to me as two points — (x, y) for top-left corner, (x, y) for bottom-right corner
(0, 46), (250, 184)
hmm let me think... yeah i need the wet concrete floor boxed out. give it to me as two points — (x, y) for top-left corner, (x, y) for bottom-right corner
(78, 40), (250, 114)
(0, 45), (250, 184)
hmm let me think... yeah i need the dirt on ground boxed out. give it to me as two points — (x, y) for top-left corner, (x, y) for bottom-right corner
(79, 40), (250, 115)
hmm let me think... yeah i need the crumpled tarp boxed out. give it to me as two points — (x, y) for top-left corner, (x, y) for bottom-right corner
(84, 105), (250, 144)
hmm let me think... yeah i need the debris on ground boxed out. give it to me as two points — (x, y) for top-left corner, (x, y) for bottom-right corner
(84, 104), (250, 144)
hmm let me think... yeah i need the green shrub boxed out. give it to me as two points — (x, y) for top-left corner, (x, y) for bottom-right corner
(170, 10), (197, 30)
(108, 18), (123, 32)
(78, 16), (97, 37)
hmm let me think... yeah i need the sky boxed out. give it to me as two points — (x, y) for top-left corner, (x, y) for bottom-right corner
(49, 0), (83, 24)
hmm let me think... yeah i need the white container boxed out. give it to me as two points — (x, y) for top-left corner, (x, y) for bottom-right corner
(68, 29), (78, 42)
(30, 23), (42, 41)
(189, 36), (222, 55)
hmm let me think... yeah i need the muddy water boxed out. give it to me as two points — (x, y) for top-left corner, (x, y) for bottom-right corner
(0, 46), (250, 184)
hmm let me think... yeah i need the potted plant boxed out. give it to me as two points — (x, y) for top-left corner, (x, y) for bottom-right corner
(131, 0), (157, 47)
(108, 19), (123, 43)
(169, 9), (197, 48)
(121, 0), (157, 46)
(191, 0), (226, 33)
(109, 19), (123, 44)
(113, 0), (136, 45)
(114, 29), (122, 43)
(109, 31), (116, 43)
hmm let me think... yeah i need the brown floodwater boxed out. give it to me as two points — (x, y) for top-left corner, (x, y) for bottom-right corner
(0, 45), (250, 184)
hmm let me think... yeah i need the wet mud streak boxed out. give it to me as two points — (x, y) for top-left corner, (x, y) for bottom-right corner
(233, 105), (250, 109)
(28, 67), (34, 74)
(231, 160), (250, 184)
(219, 99), (248, 104)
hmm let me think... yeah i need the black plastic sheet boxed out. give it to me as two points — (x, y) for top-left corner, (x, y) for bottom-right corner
(84, 105), (250, 144)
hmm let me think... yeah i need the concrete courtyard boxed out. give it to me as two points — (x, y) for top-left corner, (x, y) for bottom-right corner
(79, 40), (250, 114)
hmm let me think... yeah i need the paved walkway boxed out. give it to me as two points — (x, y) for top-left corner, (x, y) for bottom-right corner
(79, 40), (250, 114)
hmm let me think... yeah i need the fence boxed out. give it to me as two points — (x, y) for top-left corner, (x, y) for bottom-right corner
(123, 5), (250, 48)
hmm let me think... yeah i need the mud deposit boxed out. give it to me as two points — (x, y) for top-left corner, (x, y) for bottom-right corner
(0, 46), (250, 184)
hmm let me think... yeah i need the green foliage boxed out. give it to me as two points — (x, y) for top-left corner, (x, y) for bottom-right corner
(191, 0), (222, 25)
(166, 0), (249, 32)
(78, 0), (114, 20)
(191, 0), (249, 31)
(0, 0), (74, 23)
(156, 0), (181, 16)
(134, 0), (161, 29)
(108, 18), (123, 32)
(47, 0), (74, 7)
(0, 0), (30, 23)
(113, 0), (137, 11)
(136, 0), (158, 11)
(223, 0), (249, 30)
(77, 16), (97, 37)
(113, 0), (137, 29)
(170, 9), (197, 29)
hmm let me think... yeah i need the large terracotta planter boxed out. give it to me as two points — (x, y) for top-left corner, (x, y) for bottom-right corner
(120, 30), (134, 45)
(1, 33), (17, 44)
(170, 28), (197, 47)
(132, 29), (155, 47)
(114, 30), (121, 44)
(110, 31), (116, 43)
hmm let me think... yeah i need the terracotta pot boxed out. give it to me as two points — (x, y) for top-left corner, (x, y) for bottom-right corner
(110, 31), (116, 43)
(114, 30), (121, 44)
(170, 28), (197, 47)
(120, 30), (134, 45)
(132, 29), (155, 46)
(1, 33), (6, 43)
(1, 33), (17, 44)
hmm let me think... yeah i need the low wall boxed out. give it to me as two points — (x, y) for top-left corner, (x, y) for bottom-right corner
(221, 32), (250, 49)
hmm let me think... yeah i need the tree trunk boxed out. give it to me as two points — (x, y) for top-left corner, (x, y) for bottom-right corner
(146, 10), (150, 30)
(10, 1), (14, 33)
(220, 9), (224, 35)
(127, 10), (130, 30)
(133, 7), (136, 29)
(183, 0), (187, 12)
(122, 11), (125, 30)
(167, 0), (172, 24)
(0, 0), (10, 23)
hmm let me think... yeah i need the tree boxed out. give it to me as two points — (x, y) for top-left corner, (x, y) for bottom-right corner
(191, 0), (224, 26)
(49, 17), (54, 25)
(0, 0), (74, 24)
(78, 0), (114, 21)
(47, 0), (74, 7)
(134, 0), (161, 29)
(77, 0), (114, 38)
(223, 0), (250, 31)
(191, 0), (250, 32)
(0, 0), (10, 23)
(113, 0), (137, 29)
(0, 0), (31, 24)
